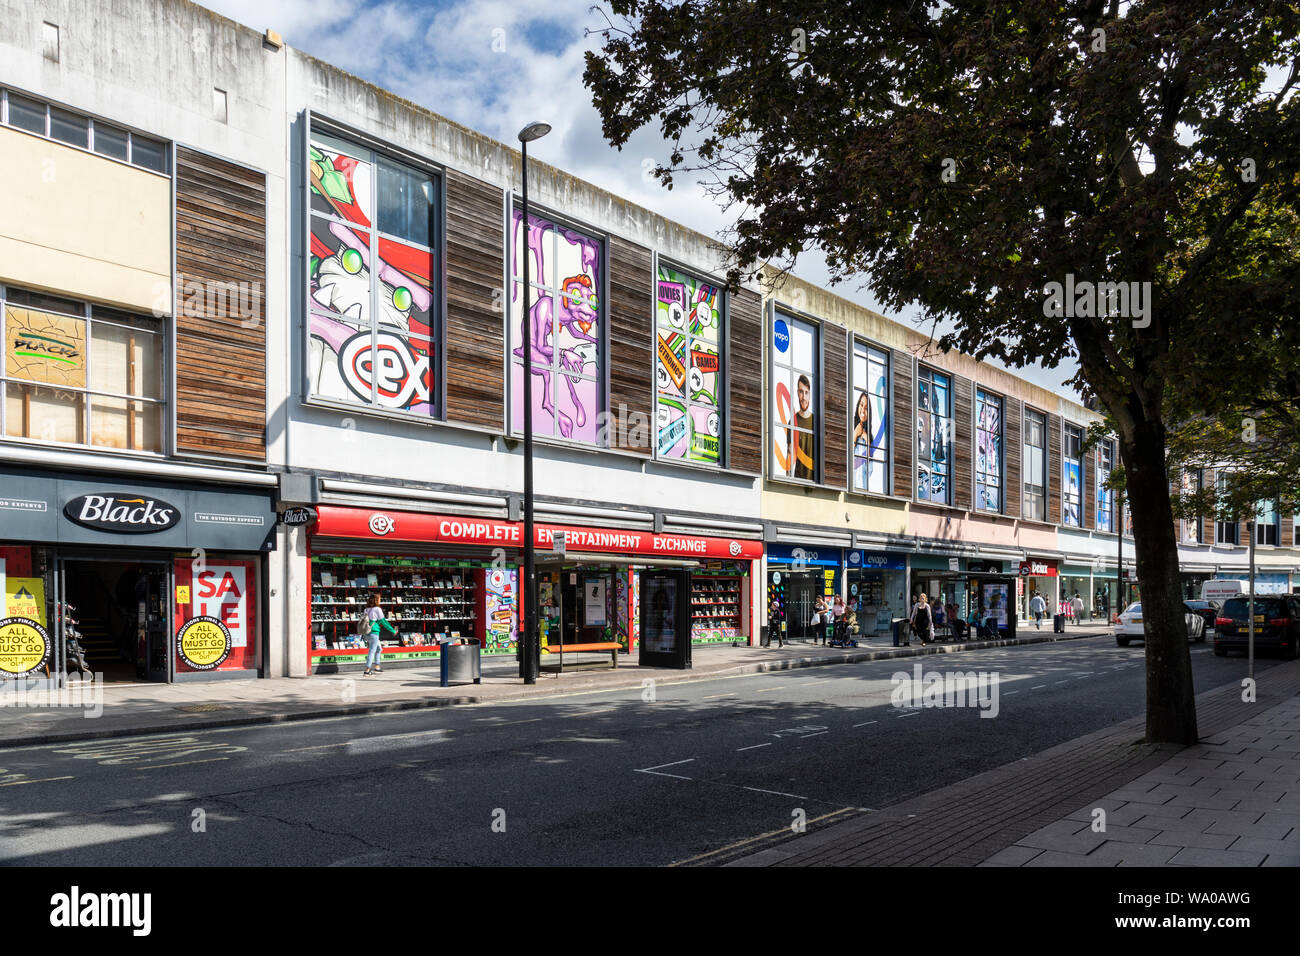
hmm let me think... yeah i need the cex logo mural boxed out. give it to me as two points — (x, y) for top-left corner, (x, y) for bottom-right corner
(368, 514), (395, 536)
(339, 330), (431, 409)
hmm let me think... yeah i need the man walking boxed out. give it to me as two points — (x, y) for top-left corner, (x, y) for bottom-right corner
(1029, 590), (1047, 630)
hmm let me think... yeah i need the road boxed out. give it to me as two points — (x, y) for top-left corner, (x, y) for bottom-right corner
(0, 636), (1274, 866)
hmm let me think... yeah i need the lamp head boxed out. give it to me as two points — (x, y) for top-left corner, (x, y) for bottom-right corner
(518, 121), (552, 143)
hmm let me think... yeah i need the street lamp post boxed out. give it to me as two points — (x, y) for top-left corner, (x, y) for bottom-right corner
(517, 121), (551, 685)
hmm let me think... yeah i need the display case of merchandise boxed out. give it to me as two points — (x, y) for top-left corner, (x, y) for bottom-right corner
(690, 574), (741, 642)
(310, 556), (479, 659)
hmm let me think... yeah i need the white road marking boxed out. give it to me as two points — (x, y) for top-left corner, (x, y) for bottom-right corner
(0, 775), (73, 787)
(800, 730), (829, 738)
(736, 743), (771, 752)
(1031, 685), (1047, 689)
(852, 720), (878, 727)
(639, 758), (696, 772)
(895, 711), (920, 718)
(135, 757), (231, 771)
(703, 693), (736, 700)
(744, 786), (808, 799)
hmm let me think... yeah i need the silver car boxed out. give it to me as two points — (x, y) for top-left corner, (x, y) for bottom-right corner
(1114, 602), (1206, 647)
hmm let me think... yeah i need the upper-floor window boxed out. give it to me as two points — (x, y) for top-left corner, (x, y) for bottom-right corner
(655, 264), (724, 464)
(1179, 468), (1203, 543)
(851, 342), (889, 494)
(1256, 500), (1279, 546)
(1096, 438), (1115, 531)
(771, 312), (818, 480)
(1023, 408), (1047, 521)
(307, 128), (438, 416)
(975, 388), (1003, 512)
(916, 367), (952, 504)
(1062, 424), (1084, 527)
(2, 286), (164, 452)
(509, 208), (604, 442)
(1, 88), (168, 173)
(1215, 471), (1238, 545)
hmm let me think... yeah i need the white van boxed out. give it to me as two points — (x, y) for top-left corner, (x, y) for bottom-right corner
(1202, 579), (1246, 602)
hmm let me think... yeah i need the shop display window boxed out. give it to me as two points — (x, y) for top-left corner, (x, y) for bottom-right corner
(690, 573), (741, 643)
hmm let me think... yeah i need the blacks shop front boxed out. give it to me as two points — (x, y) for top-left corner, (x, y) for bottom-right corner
(0, 466), (275, 684)
(305, 505), (762, 673)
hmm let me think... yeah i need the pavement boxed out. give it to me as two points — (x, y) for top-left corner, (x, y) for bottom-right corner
(0, 622), (1111, 747)
(728, 653), (1300, 867)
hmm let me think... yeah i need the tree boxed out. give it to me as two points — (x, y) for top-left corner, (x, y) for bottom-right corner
(585, 0), (1300, 742)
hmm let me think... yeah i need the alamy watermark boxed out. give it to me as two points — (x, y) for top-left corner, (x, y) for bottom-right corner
(1042, 274), (1151, 328)
(890, 664), (1000, 718)
(0, 673), (103, 718)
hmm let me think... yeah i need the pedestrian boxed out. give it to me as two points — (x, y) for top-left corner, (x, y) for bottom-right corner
(362, 592), (398, 675)
(910, 592), (934, 646)
(831, 594), (846, 643)
(1072, 591), (1086, 625)
(1029, 590), (1046, 630)
(810, 595), (829, 645)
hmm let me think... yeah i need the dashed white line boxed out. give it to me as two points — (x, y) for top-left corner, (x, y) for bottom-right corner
(852, 720), (878, 728)
(1031, 685), (1047, 690)
(736, 743), (771, 752)
(895, 711), (920, 718)
(800, 730), (829, 738)
(744, 785), (808, 799)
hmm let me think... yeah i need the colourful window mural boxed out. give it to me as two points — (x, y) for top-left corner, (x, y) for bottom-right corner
(771, 312), (818, 480)
(510, 209), (603, 442)
(1096, 438), (1115, 532)
(307, 128), (438, 415)
(655, 265), (724, 463)
(1063, 423), (1084, 527)
(975, 388), (1002, 512)
(851, 342), (889, 494)
(916, 366), (951, 503)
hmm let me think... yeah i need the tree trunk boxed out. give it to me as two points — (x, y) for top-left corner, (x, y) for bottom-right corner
(1119, 423), (1199, 744)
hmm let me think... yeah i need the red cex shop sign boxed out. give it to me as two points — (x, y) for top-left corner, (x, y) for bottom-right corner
(312, 506), (763, 560)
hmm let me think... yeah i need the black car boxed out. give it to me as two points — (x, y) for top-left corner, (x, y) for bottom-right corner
(1214, 596), (1300, 659)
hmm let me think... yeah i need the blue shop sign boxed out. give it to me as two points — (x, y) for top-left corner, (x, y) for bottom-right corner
(846, 550), (906, 571)
(768, 544), (842, 568)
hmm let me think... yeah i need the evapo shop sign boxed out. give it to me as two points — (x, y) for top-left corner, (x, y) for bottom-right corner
(0, 467), (276, 551)
(0, 617), (50, 675)
(176, 616), (232, 671)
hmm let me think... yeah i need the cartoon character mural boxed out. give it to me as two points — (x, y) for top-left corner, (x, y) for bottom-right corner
(307, 138), (435, 413)
(655, 266), (722, 462)
(510, 211), (602, 441)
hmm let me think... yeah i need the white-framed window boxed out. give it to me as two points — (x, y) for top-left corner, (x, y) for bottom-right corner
(2, 286), (165, 452)
(1256, 500), (1279, 546)
(1, 88), (168, 173)
(1023, 409), (1048, 521)
(1096, 438), (1115, 531)
(851, 341), (889, 494)
(1215, 472), (1238, 545)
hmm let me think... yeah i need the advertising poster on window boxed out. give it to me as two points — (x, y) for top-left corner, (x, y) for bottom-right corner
(851, 344), (889, 494)
(982, 583), (1009, 628)
(307, 134), (436, 414)
(174, 559), (257, 672)
(642, 577), (678, 654)
(1063, 459), (1081, 525)
(484, 568), (517, 652)
(655, 266), (722, 463)
(510, 211), (603, 443)
(584, 577), (606, 626)
(772, 314), (816, 479)
(5, 305), (87, 389)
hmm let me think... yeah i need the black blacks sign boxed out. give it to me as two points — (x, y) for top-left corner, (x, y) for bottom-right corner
(64, 494), (181, 534)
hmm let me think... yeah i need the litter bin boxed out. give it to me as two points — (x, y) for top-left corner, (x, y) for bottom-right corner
(440, 639), (481, 687)
(1053, 613), (1065, 634)
(892, 618), (909, 647)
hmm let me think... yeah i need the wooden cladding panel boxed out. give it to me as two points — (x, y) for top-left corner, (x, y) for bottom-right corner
(822, 323), (848, 488)
(1004, 396), (1022, 519)
(607, 236), (653, 455)
(953, 376), (972, 511)
(1202, 468), (1216, 543)
(444, 170), (505, 430)
(174, 147), (266, 460)
(1083, 436), (1095, 529)
(1282, 514), (1295, 548)
(727, 288), (763, 474)
(1047, 413), (1062, 525)
(892, 350), (913, 498)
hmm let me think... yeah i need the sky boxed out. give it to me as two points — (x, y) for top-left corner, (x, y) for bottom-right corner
(196, 0), (1090, 398)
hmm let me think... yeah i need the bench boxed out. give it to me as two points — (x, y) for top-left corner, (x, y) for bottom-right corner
(541, 641), (621, 671)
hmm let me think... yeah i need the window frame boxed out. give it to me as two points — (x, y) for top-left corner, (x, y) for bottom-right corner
(974, 387), (1003, 513)
(504, 199), (609, 447)
(1095, 437), (1116, 532)
(1214, 471), (1239, 545)
(1061, 422), (1084, 527)
(651, 254), (728, 467)
(0, 87), (169, 175)
(1023, 407), (1048, 521)
(769, 307), (821, 484)
(0, 284), (168, 455)
(915, 364), (953, 506)
(304, 115), (445, 421)
(1255, 500), (1279, 546)
(849, 336), (890, 495)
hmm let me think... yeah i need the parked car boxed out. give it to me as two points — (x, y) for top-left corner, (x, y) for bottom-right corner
(1114, 601), (1206, 646)
(1214, 595), (1300, 659)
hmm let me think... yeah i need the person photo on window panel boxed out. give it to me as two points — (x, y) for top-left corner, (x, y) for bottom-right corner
(307, 131), (436, 415)
(792, 373), (815, 479)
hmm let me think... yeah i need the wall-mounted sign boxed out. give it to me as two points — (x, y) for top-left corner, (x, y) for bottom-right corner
(280, 507), (317, 526)
(64, 493), (181, 534)
(846, 551), (907, 571)
(176, 616), (232, 671)
(1019, 560), (1059, 577)
(0, 617), (49, 675)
